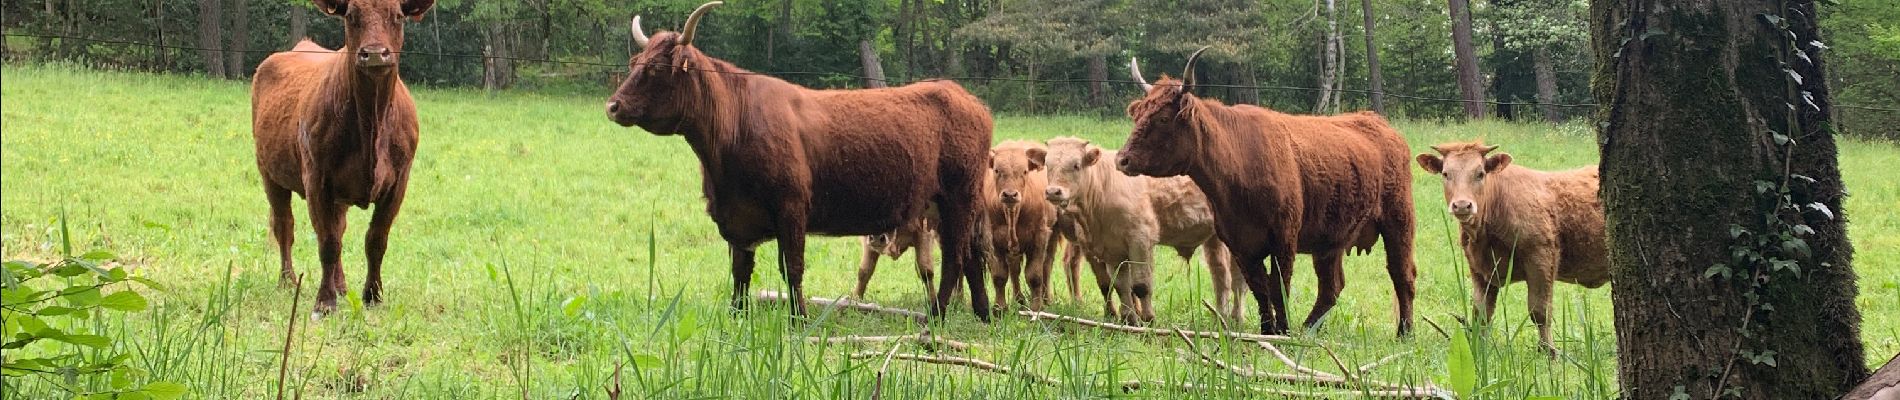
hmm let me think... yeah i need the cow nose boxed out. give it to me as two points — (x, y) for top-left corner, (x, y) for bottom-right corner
(358, 45), (393, 65)
(1001, 190), (1021, 203)
(606, 101), (619, 114)
(1450, 200), (1476, 215)
(1116, 156), (1132, 170)
(1044, 186), (1065, 201)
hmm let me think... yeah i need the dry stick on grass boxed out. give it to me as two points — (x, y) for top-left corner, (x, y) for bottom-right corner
(1356, 351), (1413, 376)
(848, 352), (1062, 386)
(758, 290), (928, 324)
(869, 341), (904, 400)
(1016, 310), (1302, 344)
(275, 273), (303, 400)
(807, 335), (975, 352)
(1420, 315), (1452, 339)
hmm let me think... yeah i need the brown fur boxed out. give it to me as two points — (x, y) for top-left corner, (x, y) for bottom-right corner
(984, 141), (1059, 312)
(605, 8), (996, 320)
(1051, 204), (1087, 302)
(1117, 76), (1418, 336)
(853, 216), (938, 300)
(251, 0), (434, 314)
(1418, 141), (1609, 354)
(1039, 138), (1245, 324)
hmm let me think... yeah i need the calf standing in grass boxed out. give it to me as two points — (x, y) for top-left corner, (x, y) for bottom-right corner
(985, 141), (1060, 311)
(853, 216), (937, 300)
(251, 0), (434, 314)
(1417, 142), (1610, 355)
(1037, 137), (1245, 323)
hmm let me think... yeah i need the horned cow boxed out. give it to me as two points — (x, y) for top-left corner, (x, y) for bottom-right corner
(251, 0), (435, 314)
(605, 2), (997, 320)
(1118, 52), (1418, 335)
(1418, 142), (1609, 355)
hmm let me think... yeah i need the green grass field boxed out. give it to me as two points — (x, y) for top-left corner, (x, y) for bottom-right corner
(3, 64), (1896, 398)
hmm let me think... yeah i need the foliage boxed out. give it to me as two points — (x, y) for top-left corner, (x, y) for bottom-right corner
(2, 214), (180, 399)
(1819, 0), (1900, 140)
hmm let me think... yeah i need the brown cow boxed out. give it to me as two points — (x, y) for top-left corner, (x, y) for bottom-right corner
(605, 2), (996, 320)
(1417, 142), (1609, 354)
(1118, 52), (1417, 335)
(852, 216), (937, 300)
(985, 141), (1060, 311)
(1037, 138), (1245, 324)
(251, 0), (434, 314)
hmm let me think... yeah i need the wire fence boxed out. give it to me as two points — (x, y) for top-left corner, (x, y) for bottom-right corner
(7, 32), (1897, 113)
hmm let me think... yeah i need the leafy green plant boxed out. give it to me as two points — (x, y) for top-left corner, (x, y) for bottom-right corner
(2, 214), (183, 399)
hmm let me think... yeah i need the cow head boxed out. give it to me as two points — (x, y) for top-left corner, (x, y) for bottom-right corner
(992, 143), (1046, 209)
(313, 0), (433, 73)
(1117, 47), (1210, 178)
(1036, 137), (1102, 207)
(1416, 142), (1512, 223)
(606, 1), (724, 133)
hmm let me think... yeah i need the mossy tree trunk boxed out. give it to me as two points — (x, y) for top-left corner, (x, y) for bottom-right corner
(1590, 0), (1866, 398)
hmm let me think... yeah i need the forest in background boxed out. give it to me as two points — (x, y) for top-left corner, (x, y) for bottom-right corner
(2, 0), (1894, 137)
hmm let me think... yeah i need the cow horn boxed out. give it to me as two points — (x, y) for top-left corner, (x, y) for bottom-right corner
(1181, 46), (1210, 92)
(1129, 57), (1154, 92)
(1429, 144), (1454, 154)
(1478, 144), (1500, 154)
(679, 1), (724, 46)
(630, 15), (650, 48)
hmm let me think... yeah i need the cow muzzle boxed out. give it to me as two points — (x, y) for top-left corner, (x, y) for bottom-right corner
(1449, 199), (1477, 219)
(357, 45), (395, 68)
(1001, 189), (1022, 205)
(605, 100), (640, 127)
(1044, 186), (1070, 204)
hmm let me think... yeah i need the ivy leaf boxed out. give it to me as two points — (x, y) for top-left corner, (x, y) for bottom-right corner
(1791, 224), (1815, 236)
(1802, 91), (1820, 112)
(1784, 68), (1803, 84)
(1773, 132), (1791, 145)
(1807, 203), (1834, 220)
(1705, 264), (1732, 280)
(1729, 224), (1748, 239)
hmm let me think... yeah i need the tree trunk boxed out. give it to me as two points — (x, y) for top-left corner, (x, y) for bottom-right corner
(859, 39), (888, 88)
(289, 3), (307, 42)
(1086, 55), (1107, 108)
(154, 0), (170, 70)
(1231, 66), (1260, 106)
(1359, 0), (1386, 114)
(1447, 0), (1483, 118)
(483, 26), (515, 91)
(225, 0), (249, 78)
(1533, 45), (1561, 123)
(1592, 0), (1866, 398)
(196, 0), (225, 78)
(1316, 0), (1342, 113)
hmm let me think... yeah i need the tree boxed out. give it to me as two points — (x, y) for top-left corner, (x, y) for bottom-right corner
(225, 0), (249, 78)
(1493, 0), (1587, 122)
(1447, 0), (1484, 118)
(1315, 0), (1343, 113)
(1591, 0), (1867, 398)
(196, 0), (224, 78)
(1359, 0), (1386, 114)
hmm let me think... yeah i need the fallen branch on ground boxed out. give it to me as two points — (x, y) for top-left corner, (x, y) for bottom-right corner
(806, 334), (975, 352)
(1017, 310), (1301, 344)
(758, 290), (927, 324)
(851, 351), (1449, 397)
(847, 352), (1060, 386)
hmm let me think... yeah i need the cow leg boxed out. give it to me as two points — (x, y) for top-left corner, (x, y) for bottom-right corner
(1063, 240), (1083, 302)
(933, 201), (991, 322)
(914, 230), (938, 296)
(362, 186), (406, 306)
(1201, 239), (1243, 322)
(1248, 247), (1296, 335)
(775, 232), (810, 317)
(1026, 232), (1055, 311)
(1009, 251), (1028, 307)
(853, 240), (880, 299)
(1472, 277), (1502, 326)
(1234, 252), (1276, 334)
(1304, 248), (1348, 330)
(1381, 214), (1419, 337)
(987, 248), (1012, 314)
(1522, 248), (1560, 357)
(265, 182), (297, 287)
(306, 199), (350, 316)
(729, 243), (758, 311)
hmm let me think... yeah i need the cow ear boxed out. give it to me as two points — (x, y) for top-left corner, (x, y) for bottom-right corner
(1416, 153), (1443, 174)
(1026, 148), (1046, 171)
(1082, 148), (1102, 166)
(1484, 153), (1513, 173)
(312, 0), (348, 16)
(988, 149), (998, 169)
(402, 0), (434, 20)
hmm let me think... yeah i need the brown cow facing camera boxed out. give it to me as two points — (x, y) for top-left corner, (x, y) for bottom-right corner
(985, 141), (1060, 312)
(605, 2), (997, 320)
(1118, 52), (1418, 336)
(1417, 142), (1609, 355)
(251, 0), (435, 315)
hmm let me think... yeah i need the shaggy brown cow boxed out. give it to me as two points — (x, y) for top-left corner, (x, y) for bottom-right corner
(1038, 138), (1245, 323)
(1118, 53), (1418, 335)
(1417, 142), (1609, 354)
(605, 2), (996, 320)
(985, 141), (1060, 311)
(251, 0), (434, 314)
(852, 216), (937, 300)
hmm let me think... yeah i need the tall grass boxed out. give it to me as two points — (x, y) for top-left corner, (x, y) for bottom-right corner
(3, 64), (1897, 398)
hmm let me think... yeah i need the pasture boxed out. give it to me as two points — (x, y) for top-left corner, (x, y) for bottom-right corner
(3, 64), (1896, 398)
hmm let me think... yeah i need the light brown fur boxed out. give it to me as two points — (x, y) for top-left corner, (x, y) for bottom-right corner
(1038, 138), (1245, 324)
(984, 141), (1060, 312)
(853, 216), (937, 300)
(1417, 141), (1609, 354)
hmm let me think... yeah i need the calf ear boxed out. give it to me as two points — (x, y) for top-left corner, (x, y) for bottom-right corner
(312, 0), (348, 16)
(988, 149), (997, 169)
(1416, 153), (1443, 174)
(1026, 148), (1046, 171)
(1485, 153), (1513, 173)
(1082, 148), (1102, 167)
(402, 0), (435, 20)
